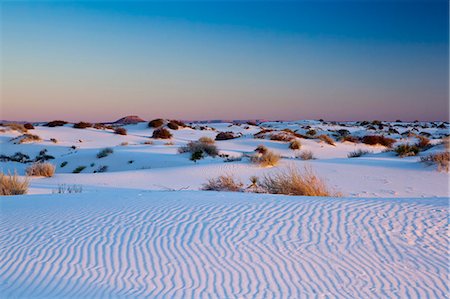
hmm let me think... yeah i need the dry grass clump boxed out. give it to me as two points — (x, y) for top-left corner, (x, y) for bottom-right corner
(148, 118), (164, 128)
(318, 134), (335, 146)
(442, 136), (450, 150)
(167, 121), (179, 130)
(24, 123), (35, 130)
(198, 136), (215, 144)
(215, 131), (237, 140)
(270, 132), (295, 142)
(73, 122), (92, 129)
(53, 184), (82, 194)
(97, 147), (114, 158)
(26, 162), (55, 177)
(45, 120), (68, 127)
(260, 166), (339, 197)
(114, 127), (127, 135)
(395, 144), (420, 157)
(361, 135), (396, 147)
(420, 152), (449, 172)
(416, 135), (430, 149)
(73, 166), (86, 173)
(152, 127), (172, 139)
(15, 134), (42, 144)
(250, 148), (280, 167)
(5, 123), (28, 133)
(178, 139), (219, 158)
(342, 135), (360, 143)
(289, 139), (302, 150)
(296, 150), (315, 160)
(0, 172), (29, 195)
(202, 174), (244, 192)
(348, 149), (371, 158)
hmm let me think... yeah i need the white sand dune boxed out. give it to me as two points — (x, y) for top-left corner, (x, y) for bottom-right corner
(1, 191), (448, 298)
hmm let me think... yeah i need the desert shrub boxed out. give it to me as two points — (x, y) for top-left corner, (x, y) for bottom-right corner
(26, 162), (55, 177)
(35, 149), (55, 162)
(178, 139), (219, 158)
(5, 123), (28, 133)
(50, 138), (58, 143)
(73, 166), (86, 173)
(148, 118), (164, 128)
(60, 161), (68, 168)
(395, 144), (420, 157)
(97, 147), (114, 158)
(260, 166), (338, 197)
(0, 152), (31, 163)
(152, 128), (172, 139)
(215, 131), (237, 140)
(94, 165), (108, 173)
(416, 135), (430, 149)
(420, 152), (449, 172)
(45, 120), (67, 127)
(361, 135), (396, 147)
(73, 122), (92, 129)
(24, 123), (34, 130)
(342, 135), (360, 143)
(255, 145), (268, 155)
(318, 134), (335, 146)
(337, 129), (350, 136)
(254, 128), (274, 139)
(167, 122), (179, 130)
(14, 134), (41, 144)
(296, 150), (315, 160)
(348, 149), (372, 158)
(270, 132), (295, 142)
(306, 129), (317, 136)
(53, 184), (82, 194)
(442, 136), (450, 150)
(0, 172), (29, 195)
(198, 136), (215, 144)
(114, 127), (127, 135)
(143, 140), (154, 145)
(170, 120), (186, 127)
(120, 142), (129, 146)
(190, 150), (204, 162)
(289, 139), (302, 150)
(250, 149), (280, 167)
(202, 174), (244, 192)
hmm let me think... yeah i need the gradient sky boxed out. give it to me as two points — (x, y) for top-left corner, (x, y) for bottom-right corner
(1, 0), (448, 122)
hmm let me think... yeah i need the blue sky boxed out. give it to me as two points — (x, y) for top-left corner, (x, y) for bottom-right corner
(1, 0), (448, 121)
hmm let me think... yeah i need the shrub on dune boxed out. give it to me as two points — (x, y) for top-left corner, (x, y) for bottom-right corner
(318, 134), (335, 146)
(395, 144), (420, 157)
(73, 122), (93, 129)
(148, 118), (164, 128)
(114, 127), (127, 135)
(0, 172), (29, 195)
(45, 120), (68, 127)
(167, 121), (179, 130)
(289, 139), (302, 150)
(361, 135), (396, 147)
(14, 134), (42, 144)
(420, 152), (449, 172)
(297, 150), (315, 160)
(341, 135), (360, 143)
(198, 136), (215, 144)
(260, 166), (339, 197)
(348, 149), (371, 158)
(202, 174), (244, 192)
(26, 162), (55, 177)
(215, 131), (238, 140)
(73, 166), (86, 173)
(250, 148), (280, 167)
(97, 148), (114, 158)
(152, 128), (172, 139)
(416, 135), (430, 149)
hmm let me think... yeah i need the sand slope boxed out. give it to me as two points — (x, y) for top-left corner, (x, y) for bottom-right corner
(1, 191), (448, 298)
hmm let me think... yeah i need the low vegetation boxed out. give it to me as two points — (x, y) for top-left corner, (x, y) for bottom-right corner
(26, 162), (55, 177)
(342, 135), (360, 143)
(420, 152), (449, 172)
(97, 147), (114, 158)
(289, 139), (302, 150)
(167, 121), (179, 130)
(395, 144), (420, 157)
(148, 118), (164, 128)
(5, 123), (28, 133)
(45, 120), (68, 127)
(0, 172), (29, 195)
(202, 174), (244, 192)
(14, 134), (42, 144)
(296, 150), (315, 160)
(24, 123), (35, 130)
(250, 146), (280, 167)
(318, 134), (335, 146)
(178, 138), (219, 161)
(215, 131), (238, 140)
(73, 122), (93, 129)
(152, 127), (172, 139)
(53, 184), (83, 194)
(260, 166), (339, 197)
(416, 135), (430, 149)
(348, 149), (371, 158)
(114, 127), (127, 135)
(361, 135), (396, 147)
(73, 166), (86, 173)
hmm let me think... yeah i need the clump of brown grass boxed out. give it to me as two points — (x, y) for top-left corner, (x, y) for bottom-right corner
(179, 138), (219, 157)
(5, 123), (28, 133)
(348, 149), (371, 158)
(114, 127), (127, 135)
(45, 120), (68, 127)
(148, 118), (164, 128)
(395, 144), (420, 157)
(167, 121), (179, 130)
(26, 162), (55, 177)
(361, 135), (396, 147)
(202, 174), (243, 192)
(250, 148), (280, 167)
(0, 172), (29, 195)
(152, 127), (172, 139)
(270, 132), (295, 142)
(342, 135), (360, 143)
(296, 150), (315, 160)
(73, 122), (93, 129)
(260, 166), (339, 197)
(24, 123), (34, 130)
(416, 135), (430, 148)
(318, 134), (335, 146)
(14, 134), (42, 144)
(289, 139), (302, 150)
(420, 152), (449, 172)
(215, 131), (237, 140)
(198, 136), (215, 144)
